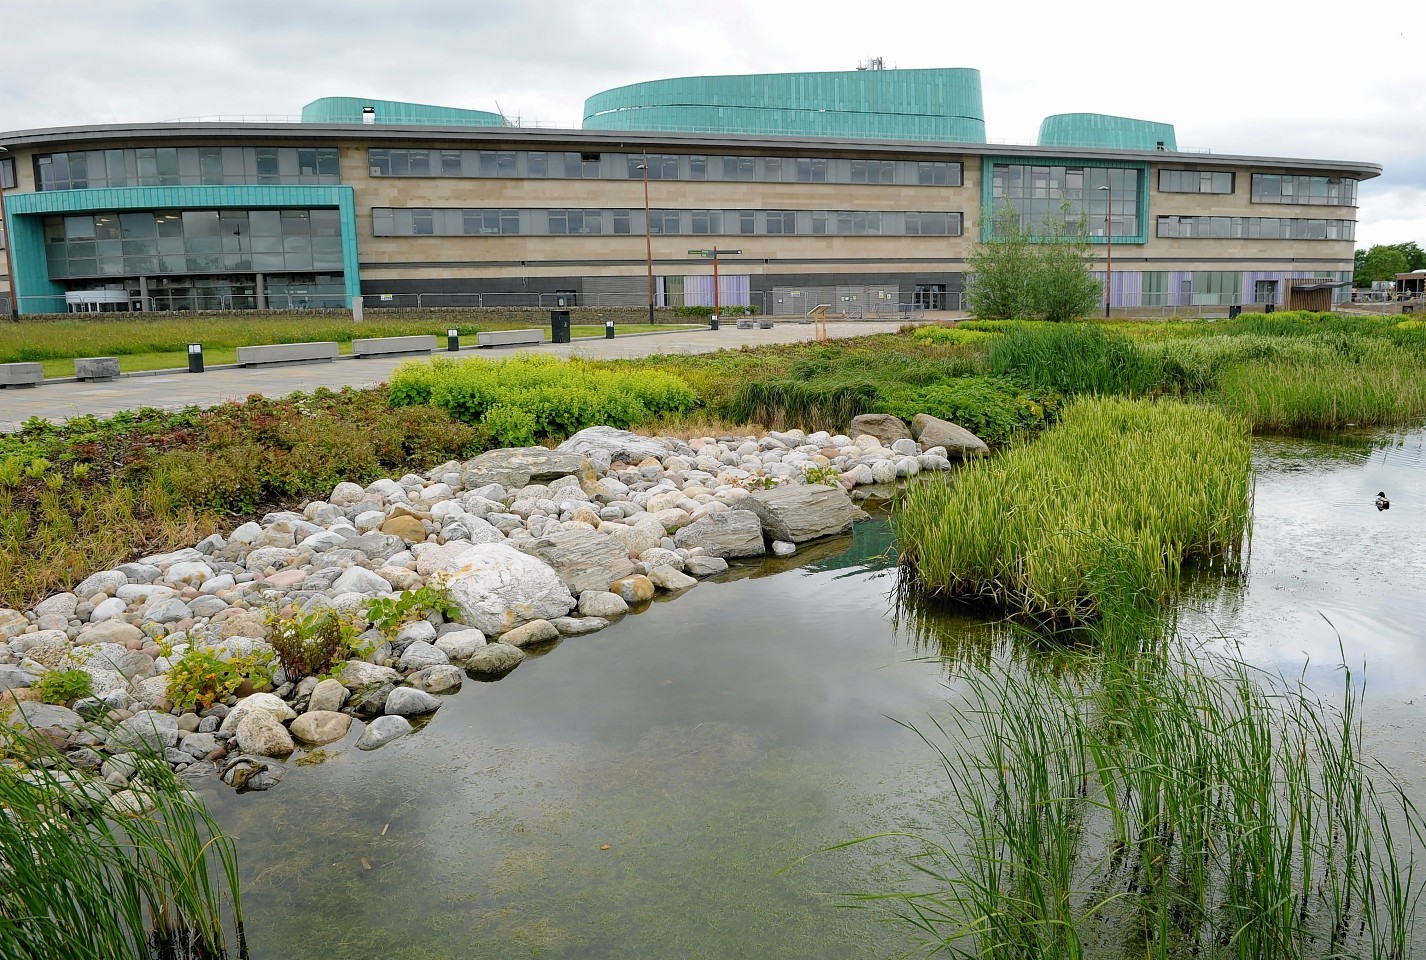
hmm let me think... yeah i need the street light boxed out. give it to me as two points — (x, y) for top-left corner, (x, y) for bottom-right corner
(637, 152), (656, 325)
(0, 146), (19, 321)
(1097, 182), (1112, 319)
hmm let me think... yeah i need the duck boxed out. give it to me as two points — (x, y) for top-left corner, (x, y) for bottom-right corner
(1375, 491), (1390, 511)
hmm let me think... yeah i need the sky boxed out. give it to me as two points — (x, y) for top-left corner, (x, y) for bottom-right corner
(2, 0), (1421, 250)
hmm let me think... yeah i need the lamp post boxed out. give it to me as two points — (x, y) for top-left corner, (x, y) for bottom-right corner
(638, 152), (656, 325)
(0, 146), (19, 321)
(1098, 182), (1112, 319)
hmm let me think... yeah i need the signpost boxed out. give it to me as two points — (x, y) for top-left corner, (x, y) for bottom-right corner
(687, 247), (741, 329)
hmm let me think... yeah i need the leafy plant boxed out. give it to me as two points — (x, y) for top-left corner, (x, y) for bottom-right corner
(166, 647), (267, 711)
(801, 464), (842, 487)
(32, 668), (94, 705)
(363, 579), (460, 642)
(266, 607), (365, 682)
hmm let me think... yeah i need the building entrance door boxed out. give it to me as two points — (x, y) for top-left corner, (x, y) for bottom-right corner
(914, 283), (946, 310)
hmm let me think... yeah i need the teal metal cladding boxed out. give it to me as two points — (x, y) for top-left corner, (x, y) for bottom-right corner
(1037, 114), (1177, 151)
(3, 185), (360, 315)
(301, 97), (503, 127)
(583, 68), (985, 143)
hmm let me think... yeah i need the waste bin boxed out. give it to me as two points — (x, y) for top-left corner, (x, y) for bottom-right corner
(1264, 303), (1275, 314)
(1228, 305), (1242, 319)
(1405, 304), (1415, 315)
(550, 310), (571, 344)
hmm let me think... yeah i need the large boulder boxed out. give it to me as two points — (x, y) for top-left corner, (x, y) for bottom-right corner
(848, 413), (912, 446)
(556, 427), (670, 465)
(513, 528), (638, 595)
(461, 447), (597, 492)
(289, 710), (352, 745)
(437, 543), (575, 636)
(673, 510), (765, 558)
(910, 414), (989, 459)
(465, 642), (524, 681)
(234, 711), (295, 757)
(743, 483), (855, 544)
(356, 715), (412, 751)
(107, 710), (180, 753)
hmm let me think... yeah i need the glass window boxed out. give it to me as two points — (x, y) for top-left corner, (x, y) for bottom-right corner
(527, 152), (547, 177)
(613, 210), (631, 234)
(796, 158), (826, 182)
(1, 157), (15, 190)
(688, 156), (706, 180)
(724, 156), (755, 181)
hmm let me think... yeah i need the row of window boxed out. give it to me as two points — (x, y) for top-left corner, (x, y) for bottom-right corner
(371, 207), (964, 238)
(1158, 170), (1235, 194)
(990, 164), (1143, 237)
(34, 147), (342, 191)
(1250, 174), (1357, 206)
(367, 148), (962, 186)
(43, 209), (343, 278)
(1156, 216), (1356, 240)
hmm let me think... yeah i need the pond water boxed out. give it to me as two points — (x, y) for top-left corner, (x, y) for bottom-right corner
(206, 427), (1426, 960)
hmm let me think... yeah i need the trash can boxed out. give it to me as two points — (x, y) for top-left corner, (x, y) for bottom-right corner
(1264, 303), (1275, 314)
(550, 310), (571, 344)
(1228, 305), (1242, 319)
(1405, 304), (1415, 315)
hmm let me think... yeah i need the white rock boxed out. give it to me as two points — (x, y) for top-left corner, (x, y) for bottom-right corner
(331, 567), (393, 595)
(439, 543), (575, 637)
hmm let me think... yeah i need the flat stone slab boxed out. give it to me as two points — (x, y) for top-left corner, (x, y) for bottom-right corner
(351, 335), (437, 357)
(236, 342), (339, 366)
(75, 357), (120, 381)
(476, 329), (542, 348)
(0, 363), (42, 388)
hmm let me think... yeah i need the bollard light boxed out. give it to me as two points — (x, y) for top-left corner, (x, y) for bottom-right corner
(710, 313), (719, 331)
(187, 342), (204, 374)
(605, 319), (615, 340)
(447, 328), (459, 352)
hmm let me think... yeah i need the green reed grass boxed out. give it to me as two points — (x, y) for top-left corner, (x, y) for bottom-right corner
(846, 640), (1424, 959)
(0, 746), (244, 960)
(895, 397), (1253, 625)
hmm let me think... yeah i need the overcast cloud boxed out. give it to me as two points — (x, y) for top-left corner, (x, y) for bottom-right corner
(3, 0), (1421, 249)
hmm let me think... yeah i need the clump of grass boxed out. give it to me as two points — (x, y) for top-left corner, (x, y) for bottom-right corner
(0, 744), (244, 959)
(853, 641), (1426, 960)
(896, 397), (1253, 625)
(986, 322), (1174, 397)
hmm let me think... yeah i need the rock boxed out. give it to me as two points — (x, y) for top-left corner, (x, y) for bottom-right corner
(499, 619), (559, 649)
(73, 570), (128, 599)
(107, 710), (180, 753)
(407, 665), (464, 694)
(464, 642), (525, 680)
(289, 710), (352, 745)
(848, 413), (912, 446)
(384, 687), (442, 716)
(143, 597), (192, 624)
(234, 711), (294, 757)
(331, 567), (394, 596)
(219, 692), (297, 734)
(356, 715), (412, 750)
(337, 661), (402, 691)
(89, 597), (127, 623)
(33, 593), (78, 622)
(514, 528), (638, 595)
(307, 678), (348, 713)
(639, 547), (685, 571)
(673, 510), (765, 558)
(550, 616), (610, 635)
(434, 628), (486, 662)
(330, 481), (366, 506)
(0, 665), (39, 691)
(461, 447), (597, 491)
(110, 789), (157, 817)
(179, 731), (221, 759)
(4, 701), (84, 733)
(646, 565), (697, 591)
(397, 641), (449, 672)
(870, 460), (899, 484)
(577, 590), (629, 618)
(166, 560), (214, 585)
(221, 754), (284, 791)
(609, 575), (656, 605)
(380, 514), (427, 543)
(556, 427), (669, 466)
(772, 540), (797, 557)
(744, 483), (855, 543)
(910, 414), (989, 459)
(438, 543), (575, 636)
(348, 682), (395, 719)
(685, 555), (729, 577)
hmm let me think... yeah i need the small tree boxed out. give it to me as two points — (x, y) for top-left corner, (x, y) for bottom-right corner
(1032, 209), (1105, 323)
(964, 206), (1039, 320)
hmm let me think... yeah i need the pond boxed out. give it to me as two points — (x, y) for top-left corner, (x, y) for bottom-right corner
(205, 427), (1426, 959)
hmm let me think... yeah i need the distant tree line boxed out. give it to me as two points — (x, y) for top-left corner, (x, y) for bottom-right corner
(1354, 241), (1425, 287)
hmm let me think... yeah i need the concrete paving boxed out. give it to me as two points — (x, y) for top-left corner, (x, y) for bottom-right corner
(0, 319), (914, 432)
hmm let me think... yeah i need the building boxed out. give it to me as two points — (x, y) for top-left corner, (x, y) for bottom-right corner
(0, 67), (1378, 317)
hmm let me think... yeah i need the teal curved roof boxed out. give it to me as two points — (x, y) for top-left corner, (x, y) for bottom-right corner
(1038, 113), (1176, 151)
(582, 68), (985, 143)
(301, 97), (503, 127)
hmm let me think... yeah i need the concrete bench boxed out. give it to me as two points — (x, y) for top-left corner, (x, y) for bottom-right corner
(476, 329), (543, 348)
(351, 335), (437, 358)
(735, 318), (756, 330)
(0, 363), (43, 388)
(75, 357), (120, 382)
(236, 342), (339, 367)
(757, 318), (774, 329)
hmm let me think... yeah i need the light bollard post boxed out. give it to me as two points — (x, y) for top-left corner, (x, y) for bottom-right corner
(447, 328), (459, 352)
(605, 319), (615, 339)
(187, 342), (204, 374)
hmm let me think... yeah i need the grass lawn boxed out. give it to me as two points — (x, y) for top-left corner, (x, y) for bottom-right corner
(23, 322), (698, 378)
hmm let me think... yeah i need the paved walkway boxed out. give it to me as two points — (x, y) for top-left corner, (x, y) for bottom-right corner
(0, 319), (914, 431)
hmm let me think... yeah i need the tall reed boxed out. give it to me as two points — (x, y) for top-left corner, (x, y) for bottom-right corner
(896, 397), (1253, 625)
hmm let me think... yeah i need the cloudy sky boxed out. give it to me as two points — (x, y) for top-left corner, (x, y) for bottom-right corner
(3, 0), (1420, 249)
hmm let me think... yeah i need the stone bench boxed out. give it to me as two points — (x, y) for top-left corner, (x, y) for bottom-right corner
(236, 342), (339, 367)
(0, 363), (43, 388)
(757, 318), (774, 329)
(75, 357), (120, 382)
(476, 329), (543, 348)
(351, 335), (437, 358)
(735, 318), (756, 330)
